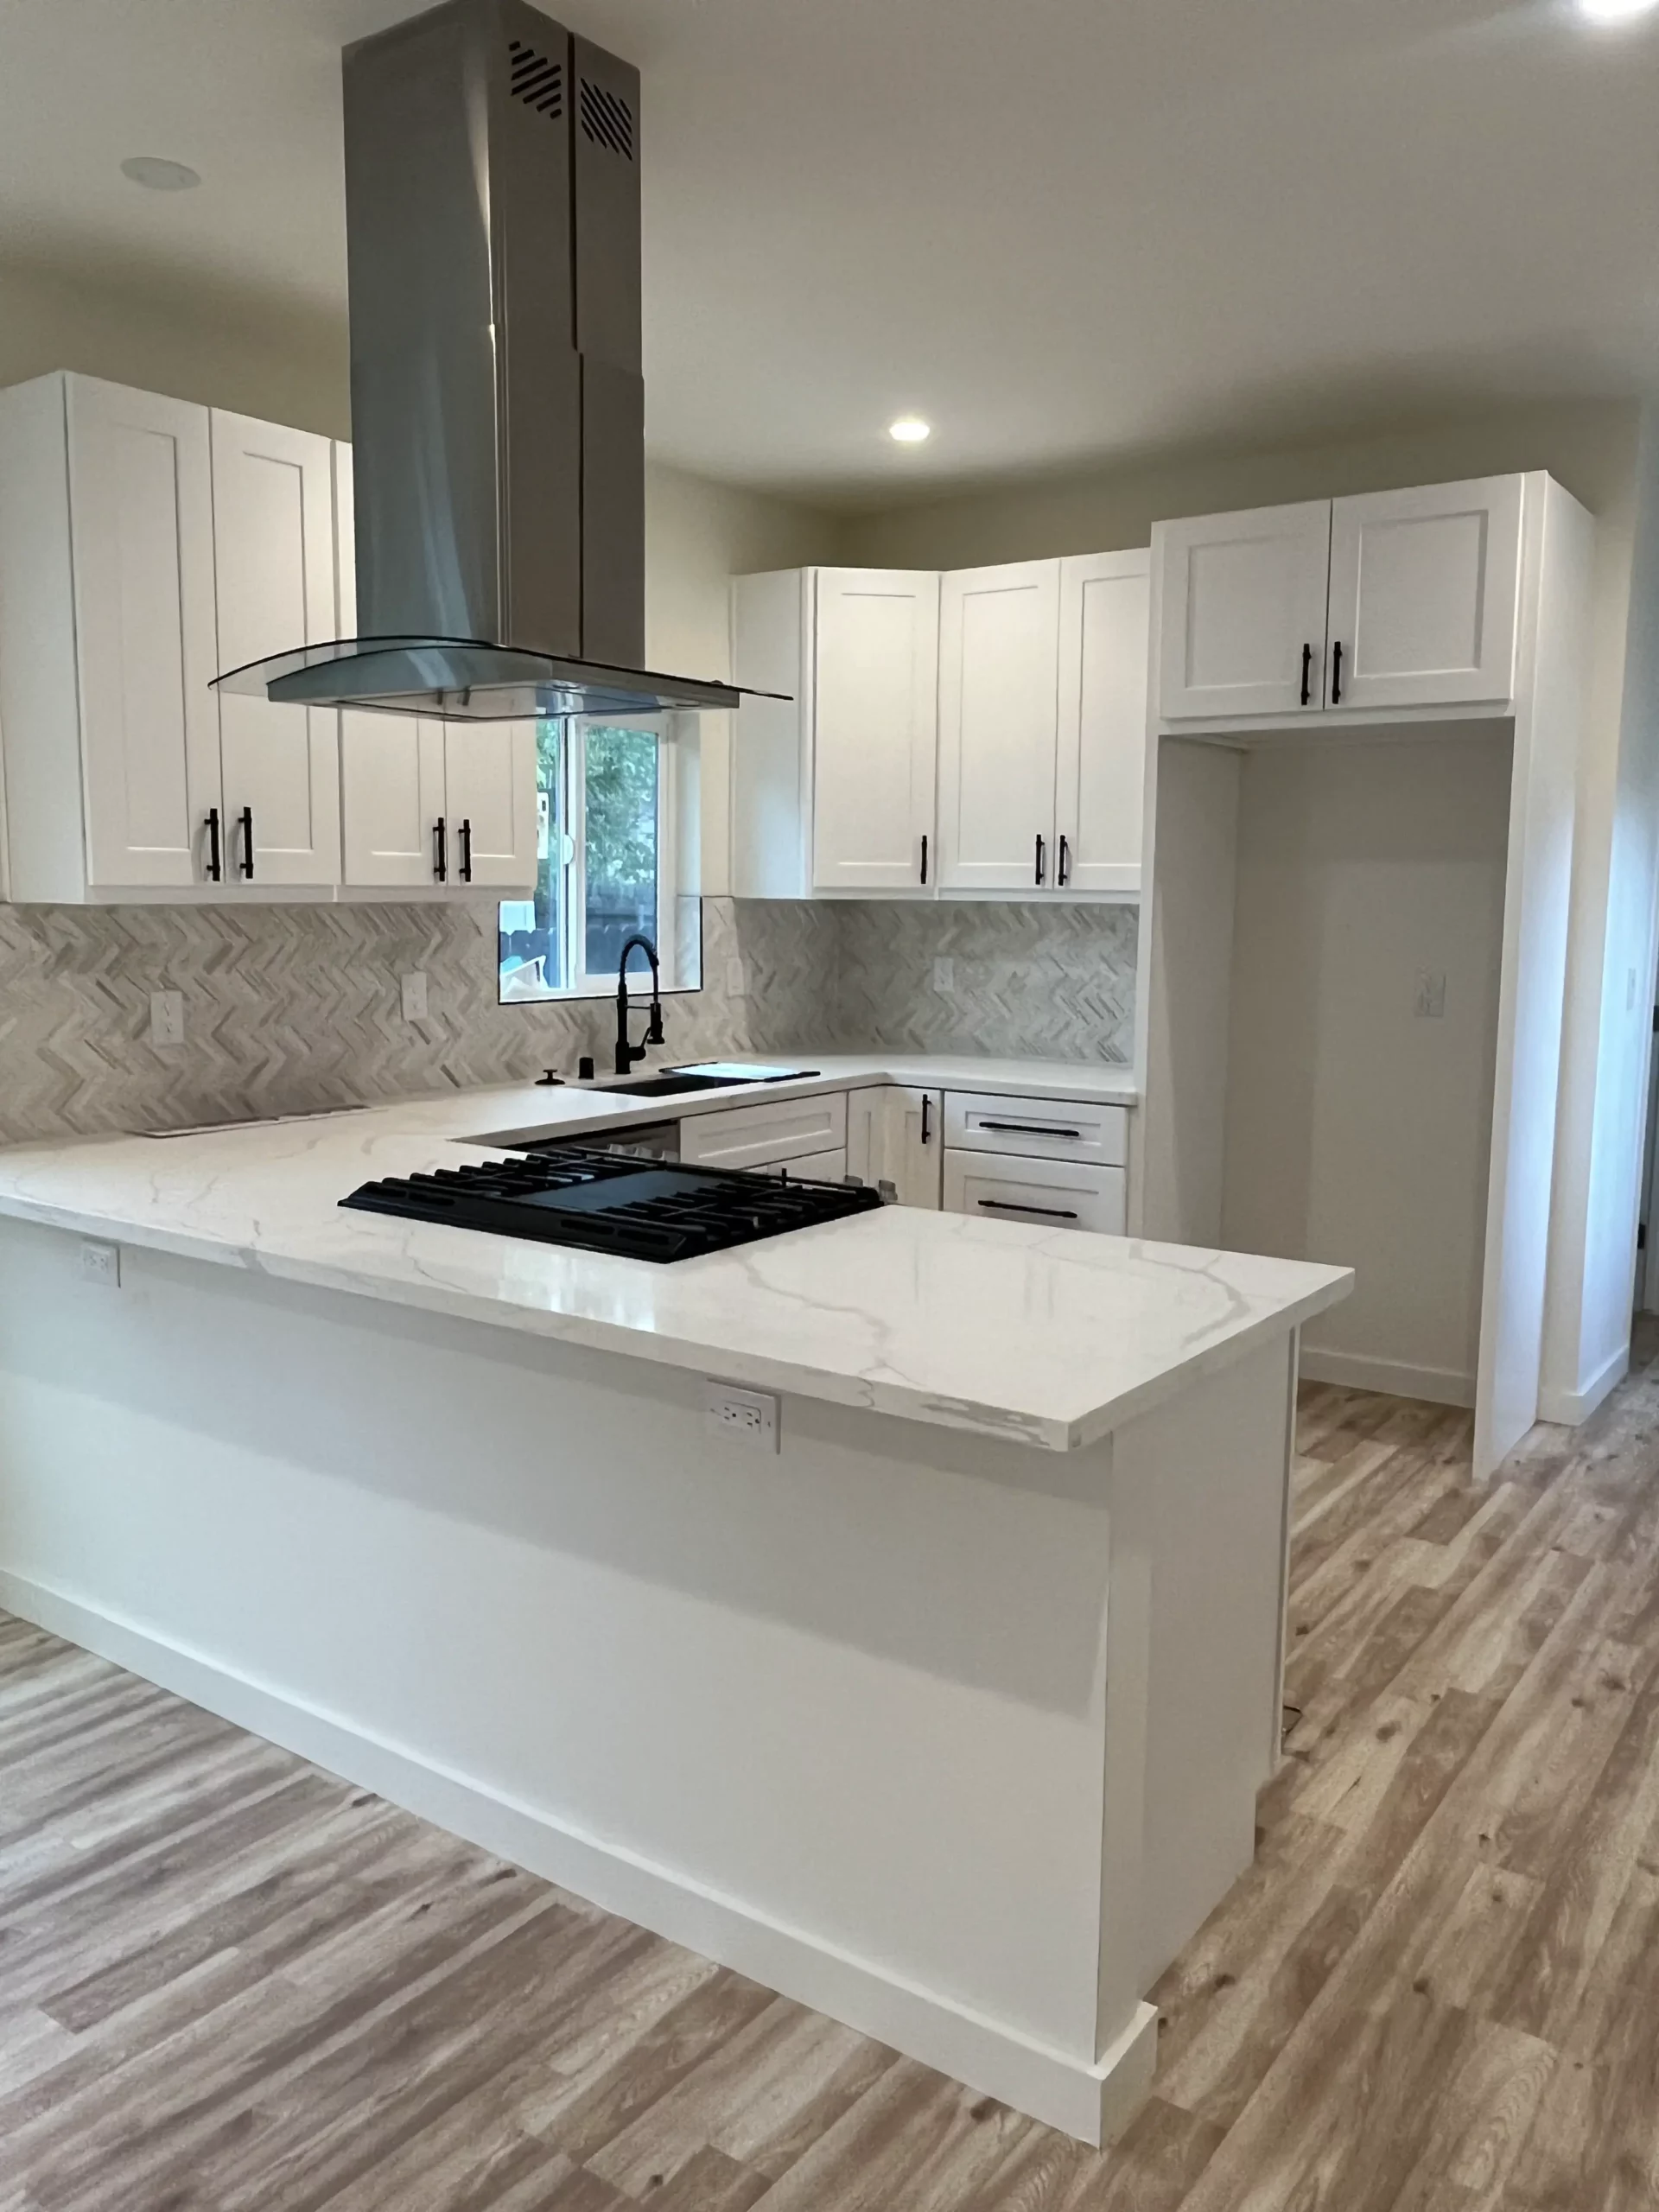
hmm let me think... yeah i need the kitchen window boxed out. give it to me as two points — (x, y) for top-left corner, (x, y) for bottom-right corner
(499, 715), (700, 1003)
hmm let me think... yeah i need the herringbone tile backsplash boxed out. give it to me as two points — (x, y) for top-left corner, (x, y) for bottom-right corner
(0, 895), (1135, 1144)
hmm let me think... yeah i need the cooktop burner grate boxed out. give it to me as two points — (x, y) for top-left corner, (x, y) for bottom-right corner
(341, 1145), (881, 1262)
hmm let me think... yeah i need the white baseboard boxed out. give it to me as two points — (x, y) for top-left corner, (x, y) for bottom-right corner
(1538, 1341), (1628, 1427)
(0, 1567), (1154, 2147)
(1297, 1346), (1475, 1408)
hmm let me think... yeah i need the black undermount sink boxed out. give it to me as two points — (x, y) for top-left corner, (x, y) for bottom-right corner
(601, 1072), (756, 1097)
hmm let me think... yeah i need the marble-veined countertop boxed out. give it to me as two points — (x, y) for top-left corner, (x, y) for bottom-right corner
(0, 1056), (1350, 1450)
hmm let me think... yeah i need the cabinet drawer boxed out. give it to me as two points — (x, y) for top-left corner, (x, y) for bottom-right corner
(747, 1147), (848, 1183)
(944, 1090), (1127, 1166)
(680, 1091), (848, 1172)
(943, 1150), (1127, 1236)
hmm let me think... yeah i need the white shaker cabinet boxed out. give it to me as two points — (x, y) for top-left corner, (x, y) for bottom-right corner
(1057, 550), (1150, 893)
(1156, 501), (1332, 722)
(210, 409), (340, 888)
(938, 561), (1062, 892)
(1325, 477), (1523, 712)
(0, 372), (224, 899)
(334, 444), (537, 893)
(845, 1084), (944, 1207)
(729, 568), (938, 899)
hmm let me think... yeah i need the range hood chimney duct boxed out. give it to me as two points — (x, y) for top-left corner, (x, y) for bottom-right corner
(213, 0), (746, 721)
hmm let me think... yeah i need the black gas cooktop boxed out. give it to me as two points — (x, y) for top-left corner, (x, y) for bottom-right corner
(341, 1145), (882, 1263)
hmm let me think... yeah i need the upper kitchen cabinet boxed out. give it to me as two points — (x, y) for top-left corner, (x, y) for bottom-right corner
(0, 372), (224, 900)
(210, 410), (340, 888)
(730, 567), (938, 899)
(334, 445), (537, 894)
(1156, 501), (1332, 723)
(1152, 475), (1529, 731)
(938, 561), (1062, 893)
(1056, 550), (1151, 893)
(1325, 478), (1523, 712)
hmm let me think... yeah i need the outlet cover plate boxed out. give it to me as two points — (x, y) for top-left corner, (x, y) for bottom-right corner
(401, 970), (429, 1022)
(149, 990), (185, 1048)
(702, 1378), (779, 1452)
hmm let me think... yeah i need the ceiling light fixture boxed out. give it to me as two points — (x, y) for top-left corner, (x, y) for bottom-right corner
(1577, 0), (1659, 22)
(888, 416), (931, 444)
(121, 156), (201, 192)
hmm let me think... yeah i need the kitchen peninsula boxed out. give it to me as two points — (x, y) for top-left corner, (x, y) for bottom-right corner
(0, 1068), (1348, 2144)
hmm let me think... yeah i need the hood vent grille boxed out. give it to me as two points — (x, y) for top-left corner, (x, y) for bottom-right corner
(508, 36), (563, 114)
(580, 76), (634, 159)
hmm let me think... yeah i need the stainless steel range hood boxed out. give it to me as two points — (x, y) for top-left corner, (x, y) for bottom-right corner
(213, 0), (744, 721)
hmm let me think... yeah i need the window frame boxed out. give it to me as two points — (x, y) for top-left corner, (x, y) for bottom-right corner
(498, 713), (694, 1006)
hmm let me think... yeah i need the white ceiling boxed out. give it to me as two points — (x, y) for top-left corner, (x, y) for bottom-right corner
(2, 0), (1656, 506)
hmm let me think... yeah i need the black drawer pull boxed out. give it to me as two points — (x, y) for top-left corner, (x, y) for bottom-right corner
(1034, 831), (1046, 886)
(978, 1120), (1084, 1139)
(919, 832), (929, 885)
(1300, 641), (1313, 708)
(921, 1095), (932, 1145)
(238, 805), (255, 880)
(977, 1198), (1080, 1221)
(433, 817), (448, 882)
(204, 806), (222, 882)
(1058, 833), (1071, 887)
(458, 817), (474, 883)
(1331, 639), (1344, 706)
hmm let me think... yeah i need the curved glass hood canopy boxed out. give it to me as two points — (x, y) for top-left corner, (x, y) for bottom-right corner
(213, 637), (744, 721)
(220, 0), (775, 725)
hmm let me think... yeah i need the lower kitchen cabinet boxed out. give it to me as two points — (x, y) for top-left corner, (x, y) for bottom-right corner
(751, 1148), (848, 1182)
(943, 1149), (1128, 1236)
(681, 1091), (849, 1173)
(846, 1085), (943, 1206)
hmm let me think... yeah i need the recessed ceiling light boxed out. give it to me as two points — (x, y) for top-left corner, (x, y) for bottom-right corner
(1577, 0), (1659, 22)
(120, 156), (201, 192)
(888, 416), (931, 444)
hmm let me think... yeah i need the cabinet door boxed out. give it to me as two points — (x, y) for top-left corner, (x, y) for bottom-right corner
(442, 721), (539, 890)
(333, 443), (448, 887)
(1056, 550), (1149, 893)
(211, 410), (340, 887)
(938, 560), (1061, 891)
(811, 569), (938, 893)
(66, 378), (222, 887)
(680, 1091), (849, 1172)
(1156, 503), (1331, 721)
(845, 1086), (943, 1206)
(1325, 477), (1523, 711)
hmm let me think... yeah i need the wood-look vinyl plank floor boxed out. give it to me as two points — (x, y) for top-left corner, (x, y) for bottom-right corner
(9, 1336), (1659, 2208)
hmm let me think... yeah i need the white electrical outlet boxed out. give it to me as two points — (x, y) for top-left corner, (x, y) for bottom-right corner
(401, 970), (429, 1022)
(149, 990), (185, 1048)
(79, 1240), (120, 1288)
(702, 1379), (779, 1452)
(1413, 969), (1446, 1020)
(932, 957), (955, 992)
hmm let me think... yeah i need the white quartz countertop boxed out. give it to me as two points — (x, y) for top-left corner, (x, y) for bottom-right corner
(0, 1059), (1349, 1451)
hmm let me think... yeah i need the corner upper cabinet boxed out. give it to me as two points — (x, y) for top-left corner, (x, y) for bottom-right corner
(0, 372), (225, 900)
(334, 444), (537, 894)
(730, 567), (938, 899)
(1325, 477), (1524, 711)
(1156, 501), (1332, 722)
(210, 409), (340, 887)
(1057, 549), (1150, 893)
(938, 561), (1063, 892)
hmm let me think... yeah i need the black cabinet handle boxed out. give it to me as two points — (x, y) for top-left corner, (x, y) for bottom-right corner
(979, 1120), (1083, 1139)
(977, 1198), (1080, 1221)
(921, 1095), (932, 1146)
(238, 805), (254, 881)
(458, 817), (474, 884)
(1331, 639), (1344, 706)
(204, 806), (222, 883)
(1058, 833), (1071, 888)
(1034, 832), (1046, 887)
(919, 832), (929, 886)
(433, 817), (448, 882)
(1300, 642), (1313, 708)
